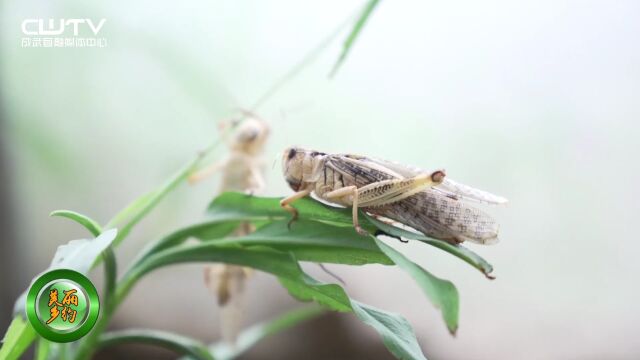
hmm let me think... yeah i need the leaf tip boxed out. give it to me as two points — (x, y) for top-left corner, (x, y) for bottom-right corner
(49, 210), (65, 217)
(485, 272), (496, 280)
(449, 326), (458, 337)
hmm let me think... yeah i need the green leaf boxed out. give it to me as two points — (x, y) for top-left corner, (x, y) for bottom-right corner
(104, 124), (233, 249)
(126, 242), (427, 359)
(102, 246), (117, 302)
(375, 239), (459, 335)
(50, 210), (102, 237)
(98, 329), (213, 360)
(218, 219), (391, 265)
(279, 277), (352, 312)
(329, 0), (381, 77)
(125, 244), (351, 312)
(35, 337), (51, 360)
(351, 300), (427, 360)
(106, 161), (196, 248)
(117, 228), (432, 359)
(135, 219), (241, 262)
(205, 306), (325, 360)
(207, 192), (364, 228)
(0, 316), (37, 360)
(13, 229), (118, 317)
(366, 215), (494, 278)
(47, 229), (118, 274)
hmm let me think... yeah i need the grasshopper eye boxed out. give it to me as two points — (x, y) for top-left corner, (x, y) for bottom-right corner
(287, 148), (297, 160)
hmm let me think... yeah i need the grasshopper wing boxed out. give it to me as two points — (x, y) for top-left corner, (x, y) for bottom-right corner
(376, 189), (500, 245)
(436, 178), (508, 205)
(366, 157), (508, 205)
(326, 154), (500, 244)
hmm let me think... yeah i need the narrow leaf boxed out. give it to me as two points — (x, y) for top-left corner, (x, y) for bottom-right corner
(48, 228), (118, 274)
(12, 229), (118, 317)
(98, 329), (213, 360)
(34, 338), (51, 360)
(133, 218), (240, 263)
(329, 0), (381, 77)
(218, 219), (391, 265)
(351, 300), (427, 360)
(366, 215), (495, 278)
(375, 238), (459, 334)
(127, 244), (352, 313)
(0, 316), (37, 360)
(279, 277), (352, 312)
(206, 307), (325, 360)
(207, 192), (360, 227)
(50, 210), (102, 237)
(102, 246), (117, 302)
(106, 161), (196, 247)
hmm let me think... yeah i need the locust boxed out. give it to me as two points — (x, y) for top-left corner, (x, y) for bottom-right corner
(280, 147), (507, 245)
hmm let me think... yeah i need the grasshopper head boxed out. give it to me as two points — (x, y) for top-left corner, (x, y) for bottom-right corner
(282, 147), (325, 191)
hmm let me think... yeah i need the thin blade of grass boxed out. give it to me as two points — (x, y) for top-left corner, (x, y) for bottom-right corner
(329, 0), (381, 77)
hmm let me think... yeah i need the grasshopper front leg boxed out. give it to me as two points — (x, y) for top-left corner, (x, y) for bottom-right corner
(280, 188), (312, 228)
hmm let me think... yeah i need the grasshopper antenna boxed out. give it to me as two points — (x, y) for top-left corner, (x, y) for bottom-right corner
(272, 151), (280, 170)
(318, 263), (346, 285)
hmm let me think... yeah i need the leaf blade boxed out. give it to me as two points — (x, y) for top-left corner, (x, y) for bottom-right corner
(351, 300), (427, 360)
(375, 238), (459, 334)
(208, 306), (325, 360)
(98, 329), (214, 360)
(219, 219), (391, 265)
(127, 243), (352, 312)
(207, 192), (358, 227)
(50, 210), (102, 237)
(329, 0), (381, 77)
(366, 215), (494, 278)
(0, 316), (38, 360)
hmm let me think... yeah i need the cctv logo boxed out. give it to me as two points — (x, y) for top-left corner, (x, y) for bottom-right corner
(22, 19), (106, 36)
(20, 18), (107, 48)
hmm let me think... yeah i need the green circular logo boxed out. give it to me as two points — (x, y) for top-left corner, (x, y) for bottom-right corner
(26, 269), (100, 342)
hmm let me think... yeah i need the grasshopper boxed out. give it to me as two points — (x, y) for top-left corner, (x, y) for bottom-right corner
(280, 147), (507, 245)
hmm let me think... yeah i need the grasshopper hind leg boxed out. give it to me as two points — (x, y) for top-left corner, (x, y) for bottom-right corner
(324, 186), (369, 236)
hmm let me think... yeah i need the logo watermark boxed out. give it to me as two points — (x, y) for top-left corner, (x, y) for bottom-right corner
(21, 18), (107, 48)
(26, 269), (100, 342)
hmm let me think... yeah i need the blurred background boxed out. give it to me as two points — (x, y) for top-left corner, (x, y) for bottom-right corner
(2, 0), (640, 359)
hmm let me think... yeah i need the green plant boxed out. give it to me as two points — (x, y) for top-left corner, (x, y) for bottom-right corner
(0, 3), (496, 358)
(1, 171), (495, 360)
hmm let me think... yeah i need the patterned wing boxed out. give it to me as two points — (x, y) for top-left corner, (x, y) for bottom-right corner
(365, 156), (508, 205)
(371, 189), (499, 245)
(325, 153), (501, 244)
